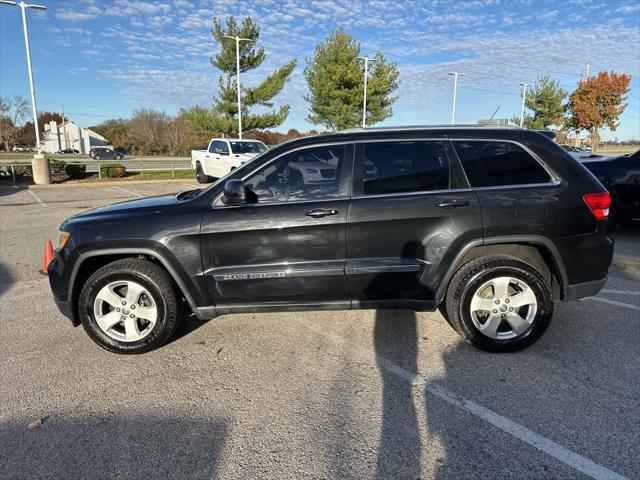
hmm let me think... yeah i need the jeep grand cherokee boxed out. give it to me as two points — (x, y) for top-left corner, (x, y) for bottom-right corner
(47, 126), (613, 354)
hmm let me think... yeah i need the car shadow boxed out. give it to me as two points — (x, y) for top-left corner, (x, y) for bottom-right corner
(0, 262), (15, 298)
(0, 413), (228, 479)
(166, 306), (211, 345)
(373, 309), (422, 478)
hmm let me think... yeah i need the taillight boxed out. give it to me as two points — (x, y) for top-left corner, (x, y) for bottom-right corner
(583, 192), (611, 220)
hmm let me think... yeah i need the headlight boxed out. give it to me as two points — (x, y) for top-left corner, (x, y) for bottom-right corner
(58, 231), (71, 249)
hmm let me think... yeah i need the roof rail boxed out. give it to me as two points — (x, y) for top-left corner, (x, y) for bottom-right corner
(338, 124), (523, 133)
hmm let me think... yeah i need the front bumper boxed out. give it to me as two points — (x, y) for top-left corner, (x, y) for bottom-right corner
(47, 251), (80, 326)
(53, 297), (79, 326)
(563, 277), (607, 301)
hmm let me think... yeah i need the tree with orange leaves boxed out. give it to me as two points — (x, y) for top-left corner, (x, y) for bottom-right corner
(565, 71), (630, 152)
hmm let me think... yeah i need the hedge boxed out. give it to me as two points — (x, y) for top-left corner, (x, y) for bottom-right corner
(99, 164), (126, 178)
(64, 164), (86, 179)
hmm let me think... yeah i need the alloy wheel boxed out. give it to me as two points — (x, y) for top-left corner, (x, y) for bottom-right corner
(469, 276), (538, 340)
(93, 280), (158, 342)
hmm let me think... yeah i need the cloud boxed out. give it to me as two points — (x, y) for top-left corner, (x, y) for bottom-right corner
(55, 12), (98, 22)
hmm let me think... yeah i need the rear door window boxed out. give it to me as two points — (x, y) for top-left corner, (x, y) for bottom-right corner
(453, 141), (551, 188)
(357, 141), (450, 195)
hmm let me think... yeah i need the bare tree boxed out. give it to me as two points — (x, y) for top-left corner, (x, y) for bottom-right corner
(128, 108), (168, 155)
(0, 96), (28, 150)
(164, 118), (188, 156)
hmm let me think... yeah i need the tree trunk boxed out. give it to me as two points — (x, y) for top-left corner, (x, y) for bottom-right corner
(591, 127), (599, 153)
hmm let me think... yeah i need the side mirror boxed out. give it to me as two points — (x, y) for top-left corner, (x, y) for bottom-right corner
(221, 179), (246, 206)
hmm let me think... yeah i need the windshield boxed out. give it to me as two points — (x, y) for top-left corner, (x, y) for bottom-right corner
(229, 141), (268, 154)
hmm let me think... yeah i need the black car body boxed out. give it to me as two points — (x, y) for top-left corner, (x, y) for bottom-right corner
(90, 147), (124, 160)
(58, 148), (80, 154)
(48, 126), (614, 354)
(580, 150), (640, 227)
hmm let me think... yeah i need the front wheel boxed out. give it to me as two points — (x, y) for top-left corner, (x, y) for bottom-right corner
(94, 155), (100, 160)
(444, 256), (553, 353)
(78, 258), (180, 354)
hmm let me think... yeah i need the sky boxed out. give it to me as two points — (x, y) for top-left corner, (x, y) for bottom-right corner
(1, 0), (639, 140)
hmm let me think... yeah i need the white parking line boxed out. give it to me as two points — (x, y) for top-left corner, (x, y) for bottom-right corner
(589, 297), (640, 312)
(305, 322), (628, 480)
(112, 185), (142, 197)
(600, 290), (640, 296)
(27, 190), (47, 208)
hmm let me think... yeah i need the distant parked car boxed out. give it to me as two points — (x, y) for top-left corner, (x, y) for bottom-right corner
(58, 148), (80, 154)
(580, 150), (640, 228)
(12, 145), (31, 152)
(90, 147), (124, 160)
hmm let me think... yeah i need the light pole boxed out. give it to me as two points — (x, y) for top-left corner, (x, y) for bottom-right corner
(357, 56), (376, 128)
(1, 0), (46, 152)
(223, 35), (252, 139)
(519, 82), (529, 128)
(448, 72), (463, 124)
(1, 0), (50, 184)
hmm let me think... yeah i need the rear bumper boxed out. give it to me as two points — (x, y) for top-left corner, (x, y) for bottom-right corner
(563, 277), (607, 301)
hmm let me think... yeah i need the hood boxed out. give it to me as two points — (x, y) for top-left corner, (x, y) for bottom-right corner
(63, 193), (181, 227)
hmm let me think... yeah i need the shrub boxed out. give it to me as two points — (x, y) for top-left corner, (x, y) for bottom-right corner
(100, 164), (126, 178)
(12, 164), (32, 176)
(50, 159), (66, 174)
(65, 164), (86, 179)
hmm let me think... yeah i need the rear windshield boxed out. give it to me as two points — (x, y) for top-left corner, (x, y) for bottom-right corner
(229, 141), (267, 154)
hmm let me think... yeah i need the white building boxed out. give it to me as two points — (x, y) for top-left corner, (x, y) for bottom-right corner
(41, 120), (108, 154)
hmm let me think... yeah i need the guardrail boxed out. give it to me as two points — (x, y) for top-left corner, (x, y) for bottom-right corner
(0, 158), (193, 183)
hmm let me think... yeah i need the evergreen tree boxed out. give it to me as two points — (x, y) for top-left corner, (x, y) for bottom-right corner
(304, 29), (399, 131)
(184, 17), (296, 135)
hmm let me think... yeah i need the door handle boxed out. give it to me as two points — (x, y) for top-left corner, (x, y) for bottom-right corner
(305, 208), (338, 218)
(436, 200), (469, 208)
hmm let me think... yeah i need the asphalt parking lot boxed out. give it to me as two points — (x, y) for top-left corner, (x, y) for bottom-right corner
(1, 182), (638, 480)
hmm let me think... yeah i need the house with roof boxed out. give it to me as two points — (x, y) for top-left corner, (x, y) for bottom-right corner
(41, 120), (108, 154)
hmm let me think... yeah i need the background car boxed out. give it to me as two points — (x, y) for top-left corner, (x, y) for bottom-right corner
(90, 147), (124, 160)
(580, 149), (640, 228)
(12, 145), (32, 152)
(57, 148), (80, 154)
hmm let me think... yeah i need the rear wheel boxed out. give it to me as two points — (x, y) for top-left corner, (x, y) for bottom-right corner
(444, 256), (553, 353)
(78, 258), (180, 354)
(195, 161), (210, 184)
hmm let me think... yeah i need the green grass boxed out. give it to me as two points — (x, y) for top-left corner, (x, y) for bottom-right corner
(597, 144), (639, 156)
(75, 169), (196, 182)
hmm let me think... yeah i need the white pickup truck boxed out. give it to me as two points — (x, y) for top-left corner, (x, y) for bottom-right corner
(191, 138), (268, 183)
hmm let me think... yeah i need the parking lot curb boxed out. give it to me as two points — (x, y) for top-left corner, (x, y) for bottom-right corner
(3, 179), (199, 190)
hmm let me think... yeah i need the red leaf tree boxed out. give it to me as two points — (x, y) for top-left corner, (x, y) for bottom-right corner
(565, 71), (630, 152)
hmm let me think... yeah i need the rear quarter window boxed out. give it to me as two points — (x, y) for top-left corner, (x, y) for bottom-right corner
(454, 141), (551, 188)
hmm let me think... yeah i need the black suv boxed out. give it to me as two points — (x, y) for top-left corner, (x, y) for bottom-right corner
(47, 126), (613, 354)
(90, 147), (124, 160)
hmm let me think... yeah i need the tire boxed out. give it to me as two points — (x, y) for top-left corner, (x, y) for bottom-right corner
(444, 256), (553, 353)
(195, 162), (209, 184)
(115, 154), (123, 160)
(94, 155), (100, 160)
(78, 258), (180, 354)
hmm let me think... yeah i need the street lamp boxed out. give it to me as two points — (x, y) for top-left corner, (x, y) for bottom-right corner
(357, 56), (376, 128)
(448, 72), (463, 125)
(223, 35), (253, 139)
(519, 82), (529, 128)
(1, 0), (50, 184)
